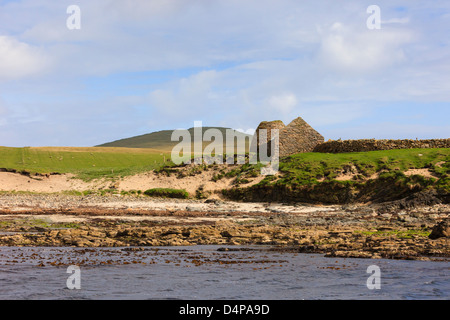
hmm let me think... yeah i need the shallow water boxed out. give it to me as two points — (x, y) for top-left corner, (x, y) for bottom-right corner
(0, 246), (448, 300)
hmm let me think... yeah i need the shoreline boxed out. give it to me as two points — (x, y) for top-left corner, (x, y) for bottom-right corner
(0, 193), (448, 261)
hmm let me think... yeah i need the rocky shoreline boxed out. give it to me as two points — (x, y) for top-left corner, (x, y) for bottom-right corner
(0, 193), (448, 261)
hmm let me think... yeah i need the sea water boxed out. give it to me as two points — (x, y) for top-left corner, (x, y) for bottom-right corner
(0, 246), (448, 300)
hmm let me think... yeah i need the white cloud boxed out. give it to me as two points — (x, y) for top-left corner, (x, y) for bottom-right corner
(0, 100), (6, 127)
(148, 70), (219, 117)
(323, 122), (450, 140)
(382, 18), (410, 24)
(0, 36), (49, 81)
(0, 0), (449, 145)
(318, 22), (413, 74)
(300, 103), (370, 127)
(267, 93), (298, 115)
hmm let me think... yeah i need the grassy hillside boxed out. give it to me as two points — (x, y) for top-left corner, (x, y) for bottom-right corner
(222, 148), (450, 203)
(0, 146), (170, 181)
(278, 148), (449, 185)
(96, 127), (253, 153)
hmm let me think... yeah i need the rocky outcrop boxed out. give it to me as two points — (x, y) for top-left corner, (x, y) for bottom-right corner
(0, 199), (448, 260)
(314, 139), (450, 153)
(251, 117), (324, 158)
(223, 176), (449, 206)
(429, 220), (450, 239)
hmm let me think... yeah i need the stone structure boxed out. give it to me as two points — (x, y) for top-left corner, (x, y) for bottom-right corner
(251, 117), (449, 157)
(279, 117), (325, 156)
(250, 120), (285, 159)
(313, 139), (450, 153)
(251, 117), (324, 158)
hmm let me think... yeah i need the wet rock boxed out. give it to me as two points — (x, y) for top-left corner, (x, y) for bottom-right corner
(220, 230), (234, 238)
(429, 220), (450, 239)
(204, 199), (223, 205)
(115, 229), (130, 237)
(161, 228), (182, 237)
(379, 190), (443, 212)
(297, 245), (317, 253)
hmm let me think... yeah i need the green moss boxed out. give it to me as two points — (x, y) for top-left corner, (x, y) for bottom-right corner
(28, 218), (80, 229)
(355, 229), (430, 238)
(0, 221), (14, 228)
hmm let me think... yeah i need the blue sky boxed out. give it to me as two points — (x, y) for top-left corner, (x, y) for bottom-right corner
(0, 0), (449, 147)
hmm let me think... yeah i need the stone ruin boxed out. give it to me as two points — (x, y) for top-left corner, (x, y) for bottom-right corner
(251, 116), (324, 158)
(251, 116), (449, 158)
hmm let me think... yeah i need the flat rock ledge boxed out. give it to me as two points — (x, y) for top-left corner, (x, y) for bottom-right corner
(0, 194), (448, 261)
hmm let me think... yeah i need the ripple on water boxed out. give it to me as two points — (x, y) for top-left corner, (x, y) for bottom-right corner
(0, 246), (448, 300)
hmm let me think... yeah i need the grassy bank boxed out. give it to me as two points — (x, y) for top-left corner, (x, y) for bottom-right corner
(224, 148), (450, 204)
(278, 148), (449, 184)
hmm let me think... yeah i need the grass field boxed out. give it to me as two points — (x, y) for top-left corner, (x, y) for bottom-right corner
(0, 146), (171, 181)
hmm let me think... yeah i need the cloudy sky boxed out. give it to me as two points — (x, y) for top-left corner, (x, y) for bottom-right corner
(0, 0), (449, 147)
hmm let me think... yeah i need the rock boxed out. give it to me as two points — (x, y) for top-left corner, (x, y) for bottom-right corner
(266, 207), (283, 213)
(429, 220), (450, 239)
(160, 228), (181, 237)
(398, 215), (415, 223)
(220, 230), (234, 238)
(379, 213), (392, 219)
(204, 199), (219, 204)
(115, 229), (130, 237)
(87, 230), (105, 238)
(74, 239), (94, 247)
(298, 245), (317, 253)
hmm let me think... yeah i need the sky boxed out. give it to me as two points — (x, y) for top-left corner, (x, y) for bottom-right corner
(0, 0), (449, 147)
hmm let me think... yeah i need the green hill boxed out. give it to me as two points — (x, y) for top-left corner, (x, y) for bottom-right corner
(96, 127), (253, 153)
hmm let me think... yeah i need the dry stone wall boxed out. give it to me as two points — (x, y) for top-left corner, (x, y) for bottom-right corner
(250, 120), (285, 156)
(251, 117), (324, 158)
(279, 117), (324, 156)
(313, 139), (450, 153)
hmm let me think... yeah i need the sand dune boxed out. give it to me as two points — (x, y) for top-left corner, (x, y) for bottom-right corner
(0, 169), (265, 197)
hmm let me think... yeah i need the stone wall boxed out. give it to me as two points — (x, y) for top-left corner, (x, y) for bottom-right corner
(251, 117), (324, 158)
(313, 139), (450, 153)
(250, 120), (285, 158)
(279, 117), (324, 156)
